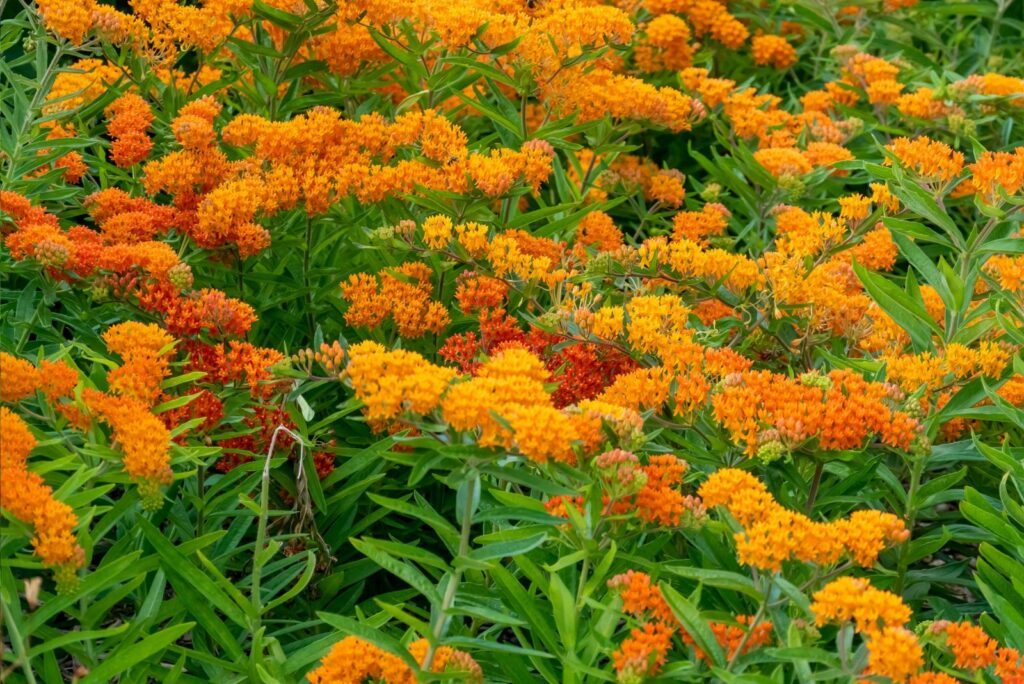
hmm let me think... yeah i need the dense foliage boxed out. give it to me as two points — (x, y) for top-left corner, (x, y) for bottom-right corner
(1, 0), (1023, 681)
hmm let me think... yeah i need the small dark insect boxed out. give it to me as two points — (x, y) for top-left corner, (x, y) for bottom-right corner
(525, 0), (540, 8)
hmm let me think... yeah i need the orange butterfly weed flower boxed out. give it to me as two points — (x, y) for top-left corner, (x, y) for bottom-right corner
(308, 636), (481, 684)
(34, 0), (96, 43)
(701, 469), (908, 571)
(811, 576), (912, 636)
(886, 137), (965, 184)
(866, 626), (924, 682)
(1, 353), (41, 403)
(344, 341), (457, 424)
(105, 93), (154, 168)
(83, 389), (174, 506)
(751, 34), (797, 70)
(102, 322), (176, 405)
(672, 203), (729, 244)
(754, 147), (812, 177)
(908, 674), (958, 684)
(965, 147), (1024, 203)
(341, 263), (450, 338)
(635, 454), (690, 526)
(613, 622), (675, 681)
(942, 621), (998, 670)
(1, 353), (78, 404)
(0, 407), (85, 588)
(635, 14), (694, 72)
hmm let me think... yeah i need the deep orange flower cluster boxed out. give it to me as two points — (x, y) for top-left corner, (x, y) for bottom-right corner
(0, 407), (85, 587)
(84, 387), (174, 505)
(607, 570), (773, 680)
(35, 0), (249, 55)
(699, 469), (909, 572)
(0, 352), (78, 405)
(144, 106), (554, 257)
(341, 262), (449, 338)
(308, 635), (481, 684)
(105, 93), (154, 168)
(937, 621), (1024, 680)
(710, 369), (920, 457)
(751, 34), (798, 70)
(546, 450), (704, 529)
(887, 137), (965, 185)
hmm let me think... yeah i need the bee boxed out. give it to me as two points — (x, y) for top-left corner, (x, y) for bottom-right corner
(525, 0), (540, 8)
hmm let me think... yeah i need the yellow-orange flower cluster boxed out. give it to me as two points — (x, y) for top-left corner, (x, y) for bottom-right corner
(699, 469), (909, 572)
(811, 577), (922, 682)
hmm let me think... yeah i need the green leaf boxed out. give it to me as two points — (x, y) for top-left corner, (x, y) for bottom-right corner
(468, 532), (547, 561)
(350, 537), (441, 602)
(317, 612), (421, 671)
(853, 261), (939, 351)
(79, 622), (195, 683)
(137, 518), (253, 628)
(660, 583), (725, 667)
(548, 572), (577, 651)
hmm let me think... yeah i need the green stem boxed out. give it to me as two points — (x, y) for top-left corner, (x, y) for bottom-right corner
(423, 474), (477, 671)
(303, 215), (315, 342)
(894, 456), (925, 595)
(196, 465), (206, 537)
(805, 460), (825, 515)
(575, 556), (590, 609)
(1, 600), (37, 684)
(252, 425), (302, 614)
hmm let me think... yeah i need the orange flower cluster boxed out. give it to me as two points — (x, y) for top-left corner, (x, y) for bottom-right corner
(0, 407), (85, 587)
(986, 254), (1024, 293)
(811, 577), (922, 682)
(575, 211), (625, 256)
(931, 621), (1024, 681)
(635, 15), (694, 72)
(682, 67), (859, 149)
(341, 262), (449, 338)
(36, 0), (250, 56)
(2, 187), (191, 294)
(83, 385), (174, 505)
(0, 352), (78, 404)
(699, 469), (909, 572)
(711, 369), (919, 456)
(442, 347), (581, 463)
(672, 203), (729, 244)
(751, 34), (798, 70)
(639, 236), (763, 294)
(105, 93), (154, 168)
(544, 68), (699, 133)
(149, 106), (553, 256)
(308, 635), (481, 684)
(547, 450), (703, 529)
(608, 570), (773, 680)
(964, 147), (1024, 203)
(886, 137), (965, 185)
